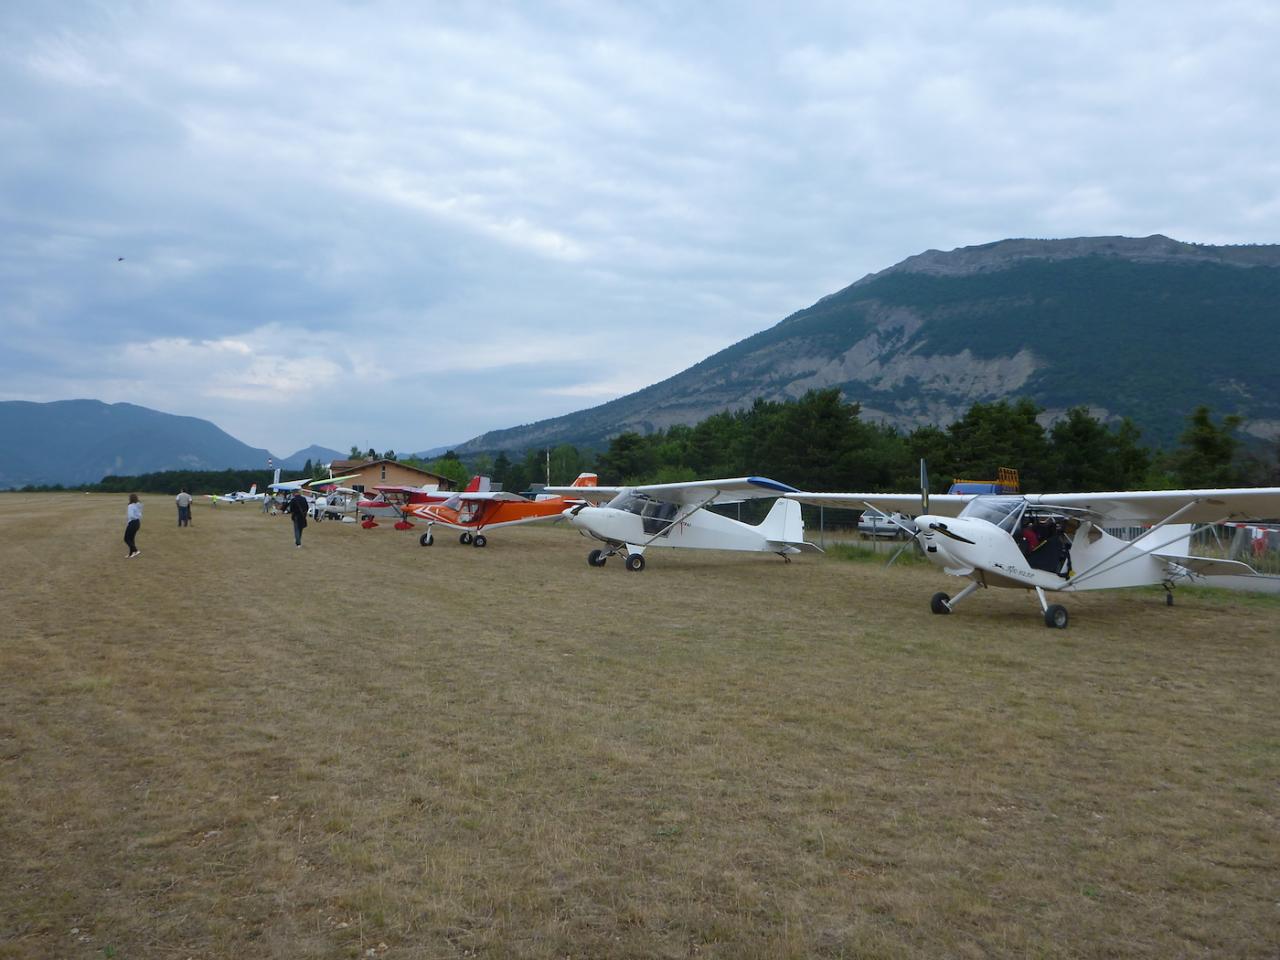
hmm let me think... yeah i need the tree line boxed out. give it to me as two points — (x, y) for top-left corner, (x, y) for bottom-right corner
(477, 390), (1277, 494)
(13, 390), (1274, 496)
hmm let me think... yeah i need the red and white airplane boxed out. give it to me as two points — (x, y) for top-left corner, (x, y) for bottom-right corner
(407, 473), (599, 547)
(358, 475), (485, 530)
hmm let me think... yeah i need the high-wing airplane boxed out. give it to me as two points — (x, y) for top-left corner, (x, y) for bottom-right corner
(789, 463), (1280, 628)
(407, 474), (599, 547)
(269, 469), (360, 494)
(545, 476), (820, 571)
(307, 483), (364, 522)
(206, 483), (264, 504)
(358, 476), (485, 530)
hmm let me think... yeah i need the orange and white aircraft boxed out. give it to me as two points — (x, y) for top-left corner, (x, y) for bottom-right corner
(359, 475), (484, 530)
(407, 473), (598, 547)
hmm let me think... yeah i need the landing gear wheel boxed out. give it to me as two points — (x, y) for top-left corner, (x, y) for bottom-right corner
(419, 532), (434, 547)
(930, 592), (951, 615)
(1044, 604), (1069, 629)
(1166, 593), (1174, 607)
(625, 553), (645, 572)
(459, 532), (472, 545)
(473, 534), (487, 548)
(587, 549), (607, 567)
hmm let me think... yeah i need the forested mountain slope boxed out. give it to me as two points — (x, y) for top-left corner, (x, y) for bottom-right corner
(455, 235), (1280, 454)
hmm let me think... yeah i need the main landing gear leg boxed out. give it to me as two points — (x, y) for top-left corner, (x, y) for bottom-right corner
(776, 551), (792, 563)
(1163, 580), (1175, 606)
(1036, 586), (1069, 629)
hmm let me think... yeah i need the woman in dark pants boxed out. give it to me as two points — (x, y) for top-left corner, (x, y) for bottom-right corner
(124, 493), (142, 558)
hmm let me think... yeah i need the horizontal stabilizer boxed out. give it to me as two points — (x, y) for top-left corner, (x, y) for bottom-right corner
(768, 540), (824, 553)
(1155, 553), (1259, 577)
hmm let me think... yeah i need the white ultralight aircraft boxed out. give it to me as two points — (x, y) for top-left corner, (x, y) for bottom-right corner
(207, 482), (263, 504)
(268, 468), (360, 494)
(788, 463), (1280, 628)
(546, 476), (820, 571)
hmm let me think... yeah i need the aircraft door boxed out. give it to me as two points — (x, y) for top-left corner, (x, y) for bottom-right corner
(641, 500), (679, 536)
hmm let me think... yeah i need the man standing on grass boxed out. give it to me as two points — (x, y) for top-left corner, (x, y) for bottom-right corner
(287, 490), (309, 547)
(176, 488), (193, 527)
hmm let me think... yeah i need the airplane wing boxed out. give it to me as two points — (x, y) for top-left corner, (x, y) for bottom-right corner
(445, 491), (530, 503)
(1027, 487), (1280, 524)
(547, 476), (798, 507)
(786, 492), (974, 517)
(543, 485), (623, 503)
(306, 473), (360, 488)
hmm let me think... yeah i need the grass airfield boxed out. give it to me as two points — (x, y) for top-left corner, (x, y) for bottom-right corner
(1, 493), (1277, 959)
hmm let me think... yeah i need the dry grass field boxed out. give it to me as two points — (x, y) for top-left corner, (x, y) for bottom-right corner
(1, 493), (1277, 959)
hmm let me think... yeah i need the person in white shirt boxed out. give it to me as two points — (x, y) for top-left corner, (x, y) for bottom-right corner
(125, 493), (143, 558)
(175, 488), (193, 527)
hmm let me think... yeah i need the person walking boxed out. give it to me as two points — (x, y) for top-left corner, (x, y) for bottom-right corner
(287, 490), (309, 547)
(176, 488), (193, 527)
(124, 493), (143, 558)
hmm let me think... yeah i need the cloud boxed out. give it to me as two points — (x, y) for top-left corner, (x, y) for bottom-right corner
(2, 1), (1279, 454)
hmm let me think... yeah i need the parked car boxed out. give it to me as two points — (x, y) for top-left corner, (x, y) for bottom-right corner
(858, 510), (916, 539)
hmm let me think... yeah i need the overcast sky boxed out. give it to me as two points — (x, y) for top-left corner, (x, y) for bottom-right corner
(3, 1), (1278, 457)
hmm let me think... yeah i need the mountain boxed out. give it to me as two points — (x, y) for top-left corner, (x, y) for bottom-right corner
(412, 444), (458, 460)
(454, 235), (1280, 454)
(0, 400), (275, 488)
(279, 445), (347, 471)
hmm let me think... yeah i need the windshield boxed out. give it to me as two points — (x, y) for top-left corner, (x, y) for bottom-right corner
(605, 490), (650, 514)
(604, 490), (680, 534)
(958, 496), (1025, 532)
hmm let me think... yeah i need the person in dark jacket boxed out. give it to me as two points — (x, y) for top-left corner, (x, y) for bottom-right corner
(287, 491), (309, 547)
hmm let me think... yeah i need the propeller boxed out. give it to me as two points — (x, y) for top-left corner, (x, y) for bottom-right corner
(885, 459), (930, 569)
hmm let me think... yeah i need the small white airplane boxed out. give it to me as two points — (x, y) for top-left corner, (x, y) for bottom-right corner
(308, 484), (362, 522)
(546, 476), (820, 571)
(789, 462), (1280, 628)
(268, 467), (360, 494)
(207, 483), (264, 504)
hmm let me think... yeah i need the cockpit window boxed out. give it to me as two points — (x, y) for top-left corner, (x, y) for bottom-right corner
(605, 490), (680, 535)
(958, 495), (1025, 532)
(605, 490), (650, 514)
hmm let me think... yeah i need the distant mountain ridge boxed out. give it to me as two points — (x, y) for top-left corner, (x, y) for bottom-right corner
(0, 400), (276, 488)
(279, 445), (347, 471)
(454, 235), (1280, 454)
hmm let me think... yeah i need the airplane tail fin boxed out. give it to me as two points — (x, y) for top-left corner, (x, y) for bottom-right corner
(757, 498), (805, 544)
(464, 475), (490, 493)
(1143, 523), (1194, 556)
(571, 473), (598, 487)
(248, 483), (257, 496)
